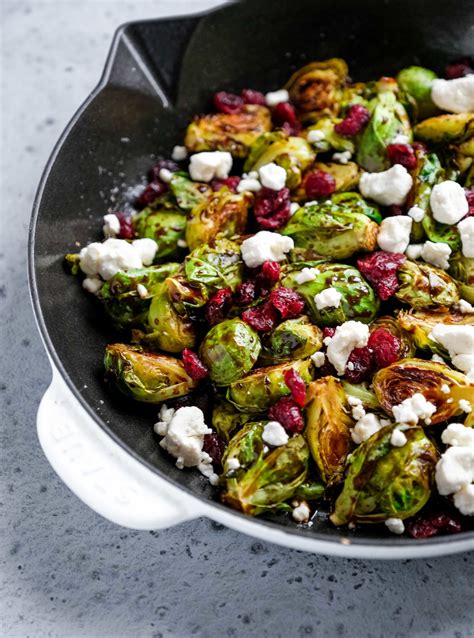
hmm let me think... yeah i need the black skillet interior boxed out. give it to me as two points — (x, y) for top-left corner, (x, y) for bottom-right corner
(30, 0), (474, 547)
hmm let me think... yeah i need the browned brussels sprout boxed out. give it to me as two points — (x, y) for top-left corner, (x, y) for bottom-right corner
(414, 113), (474, 145)
(260, 316), (323, 365)
(169, 173), (213, 211)
(212, 398), (255, 442)
(395, 260), (460, 309)
(398, 309), (474, 357)
(285, 58), (348, 117)
(370, 315), (415, 359)
(184, 237), (243, 293)
(449, 252), (474, 303)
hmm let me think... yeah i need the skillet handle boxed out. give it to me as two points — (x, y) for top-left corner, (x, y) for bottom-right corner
(37, 366), (205, 529)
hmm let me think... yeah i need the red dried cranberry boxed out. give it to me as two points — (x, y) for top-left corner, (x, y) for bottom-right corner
(344, 346), (373, 383)
(213, 91), (244, 114)
(203, 433), (226, 466)
(334, 104), (370, 137)
(116, 212), (135, 240)
(445, 57), (473, 79)
(261, 261), (281, 284)
(253, 187), (291, 230)
(313, 359), (338, 378)
(234, 280), (256, 306)
(182, 349), (209, 380)
(386, 205), (405, 216)
(205, 288), (233, 326)
(148, 159), (180, 182)
(323, 327), (336, 340)
(135, 181), (168, 209)
(211, 176), (241, 193)
(387, 144), (417, 171)
(465, 189), (474, 217)
(242, 302), (278, 332)
(272, 102), (301, 134)
(357, 251), (406, 301)
(281, 120), (302, 136)
(283, 368), (307, 407)
(368, 328), (400, 370)
(240, 88), (266, 105)
(407, 511), (463, 539)
(268, 396), (305, 434)
(304, 170), (336, 199)
(412, 141), (428, 154)
(269, 287), (305, 319)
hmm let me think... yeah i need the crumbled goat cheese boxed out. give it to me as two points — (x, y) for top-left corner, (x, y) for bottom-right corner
(177, 239), (188, 248)
(405, 244), (423, 261)
(421, 240), (452, 270)
(307, 129), (326, 143)
(102, 213), (121, 238)
(351, 413), (383, 444)
(457, 299), (474, 314)
(227, 457), (240, 471)
(332, 150), (352, 164)
(132, 238), (158, 266)
(326, 321), (370, 375)
(265, 89), (290, 106)
(429, 324), (474, 374)
(289, 202), (300, 216)
(436, 422), (474, 516)
(442, 423), (474, 447)
(292, 501), (311, 523)
(295, 267), (318, 284)
(407, 205), (425, 223)
(392, 393), (436, 425)
(311, 351), (326, 367)
(385, 518), (405, 535)
(348, 396), (366, 421)
(431, 354), (445, 363)
(82, 277), (103, 294)
(237, 178), (262, 193)
(441, 384), (450, 394)
(314, 287), (342, 310)
(359, 164), (413, 206)
(390, 427), (408, 447)
(171, 145), (188, 161)
(159, 168), (173, 183)
(258, 163), (287, 190)
(454, 484), (474, 516)
(80, 238), (146, 281)
(197, 452), (219, 485)
(240, 231), (294, 268)
(459, 399), (472, 413)
(391, 133), (410, 144)
(188, 151), (232, 182)
(136, 284), (148, 299)
(431, 75), (474, 114)
(347, 362), (354, 371)
(158, 406), (211, 469)
(429, 181), (468, 225)
(262, 421), (289, 447)
(457, 217), (474, 258)
(154, 404), (176, 436)
(377, 216), (413, 253)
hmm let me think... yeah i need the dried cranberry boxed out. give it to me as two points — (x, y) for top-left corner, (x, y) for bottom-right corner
(445, 57), (474, 79)
(284, 368), (307, 407)
(344, 346), (373, 383)
(205, 288), (233, 326)
(242, 302), (278, 332)
(116, 212), (135, 239)
(304, 170), (336, 199)
(368, 328), (400, 370)
(203, 433), (226, 466)
(357, 251), (406, 301)
(135, 181), (168, 209)
(241, 88), (266, 105)
(387, 144), (417, 171)
(407, 511), (463, 539)
(261, 261), (281, 284)
(211, 176), (241, 192)
(213, 91), (244, 114)
(281, 120), (302, 136)
(323, 327), (336, 340)
(272, 102), (301, 134)
(148, 159), (180, 183)
(253, 187), (291, 230)
(465, 189), (474, 217)
(269, 287), (305, 319)
(269, 396), (305, 434)
(386, 205), (405, 216)
(234, 280), (256, 306)
(412, 141), (428, 154)
(182, 349), (209, 380)
(334, 104), (370, 137)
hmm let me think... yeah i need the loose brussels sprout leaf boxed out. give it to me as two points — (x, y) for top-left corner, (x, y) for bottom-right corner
(282, 262), (379, 326)
(449, 252), (474, 303)
(104, 343), (196, 403)
(304, 118), (355, 154)
(185, 189), (251, 251)
(222, 433), (309, 515)
(228, 359), (313, 412)
(330, 425), (438, 525)
(341, 381), (381, 411)
(212, 398), (255, 442)
(331, 191), (382, 223)
(165, 275), (208, 317)
(414, 113), (474, 145)
(285, 58), (348, 117)
(373, 358), (474, 424)
(132, 204), (186, 259)
(294, 481), (325, 501)
(169, 173), (212, 211)
(398, 309), (474, 357)
(221, 421), (266, 474)
(260, 316), (323, 365)
(396, 66), (439, 120)
(305, 377), (354, 484)
(184, 237), (244, 293)
(370, 315), (415, 359)
(184, 104), (272, 158)
(281, 200), (378, 261)
(395, 261), (460, 309)
(199, 318), (261, 386)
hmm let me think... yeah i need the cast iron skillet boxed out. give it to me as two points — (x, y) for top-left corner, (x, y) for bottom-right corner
(29, 0), (474, 551)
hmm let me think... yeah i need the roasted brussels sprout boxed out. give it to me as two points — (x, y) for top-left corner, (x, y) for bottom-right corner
(305, 377), (354, 484)
(373, 358), (474, 424)
(330, 425), (438, 526)
(396, 66), (439, 120)
(221, 421), (266, 474)
(370, 315), (415, 359)
(185, 189), (251, 251)
(395, 260), (460, 309)
(184, 104), (272, 158)
(169, 173), (212, 211)
(212, 398), (255, 442)
(184, 237), (244, 293)
(104, 343), (196, 403)
(132, 198), (187, 259)
(341, 381), (381, 411)
(398, 309), (474, 357)
(449, 252), (474, 303)
(199, 318), (261, 385)
(331, 191), (382, 223)
(414, 113), (474, 145)
(294, 481), (325, 501)
(165, 275), (208, 316)
(260, 316), (323, 364)
(228, 359), (313, 412)
(304, 118), (355, 154)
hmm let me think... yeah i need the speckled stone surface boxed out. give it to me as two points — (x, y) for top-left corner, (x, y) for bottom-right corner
(1, 2), (473, 637)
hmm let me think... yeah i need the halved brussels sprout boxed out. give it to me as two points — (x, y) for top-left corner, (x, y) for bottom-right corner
(285, 58), (348, 117)
(373, 358), (474, 424)
(341, 381), (381, 411)
(370, 315), (415, 359)
(396, 66), (439, 121)
(305, 377), (354, 484)
(303, 118), (355, 154)
(104, 343), (196, 403)
(260, 316), (323, 364)
(228, 359), (313, 412)
(132, 195), (187, 259)
(184, 105), (272, 158)
(169, 173), (213, 211)
(395, 260), (460, 309)
(199, 318), (261, 386)
(212, 398), (255, 442)
(185, 189), (251, 251)
(398, 309), (474, 357)
(165, 275), (208, 317)
(449, 252), (474, 303)
(331, 191), (382, 223)
(330, 425), (438, 525)
(221, 421), (266, 474)
(184, 237), (243, 293)
(414, 113), (474, 145)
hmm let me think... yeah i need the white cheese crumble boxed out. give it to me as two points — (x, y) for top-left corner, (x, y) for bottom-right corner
(262, 421), (289, 447)
(258, 162), (287, 190)
(431, 75), (474, 114)
(377, 216), (413, 253)
(351, 413), (383, 444)
(158, 406), (211, 469)
(429, 324), (474, 374)
(392, 393), (437, 425)
(82, 277), (103, 294)
(188, 151), (232, 182)
(265, 89), (289, 106)
(159, 168), (173, 183)
(132, 238), (158, 266)
(457, 299), (474, 314)
(314, 287), (342, 310)
(431, 354), (445, 363)
(326, 321), (370, 376)
(136, 283), (148, 299)
(441, 384), (450, 394)
(407, 205), (425, 223)
(295, 267), (318, 284)
(436, 422), (474, 516)
(289, 202), (300, 216)
(292, 501), (311, 523)
(79, 238), (156, 282)
(385, 518), (405, 535)
(332, 150), (352, 164)
(405, 243), (423, 261)
(310, 351), (326, 367)
(307, 129), (326, 143)
(457, 217), (474, 258)
(390, 427), (408, 447)
(421, 240), (452, 270)
(240, 231), (294, 268)
(227, 457), (240, 471)
(359, 164), (413, 206)
(177, 239), (188, 248)
(102, 213), (121, 238)
(459, 399), (472, 413)
(171, 145), (188, 161)
(236, 178), (262, 193)
(429, 181), (468, 225)
(391, 134), (410, 144)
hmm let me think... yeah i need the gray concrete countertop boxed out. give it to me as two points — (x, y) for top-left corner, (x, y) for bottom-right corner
(1, 2), (473, 637)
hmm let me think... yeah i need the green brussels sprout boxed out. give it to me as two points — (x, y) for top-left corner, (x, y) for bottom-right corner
(132, 203), (186, 260)
(330, 425), (438, 526)
(398, 309), (474, 357)
(281, 262), (380, 326)
(222, 430), (309, 515)
(294, 481), (325, 501)
(104, 343), (196, 403)
(373, 358), (474, 424)
(370, 315), (416, 359)
(281, 200), (378, 260)
(305, 377), (354, 484)
(449, 252), (474, 303)
(260, 316), (323, 365)
(396, 66), (439, 120)
(330, 191), (382, 223)
(184, 104), (272, 158)
(184, 237), (244, 293)
(414, 113), (474, 145)
(164, 275), (208, 316)
(199, 318), (261, 386)
(169, 173), (213, 211)
(185, 189), (251, 251)
(212, 398), (255, 442)
(98, 263), (180, 330)
(228, 359), (313, 412)
(222, 421), (266, 475)
(243, 131), (315, 189)
(341, 381), (381, 411)
(304, 118), (355, 154)
(395, 260), (460, 309)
